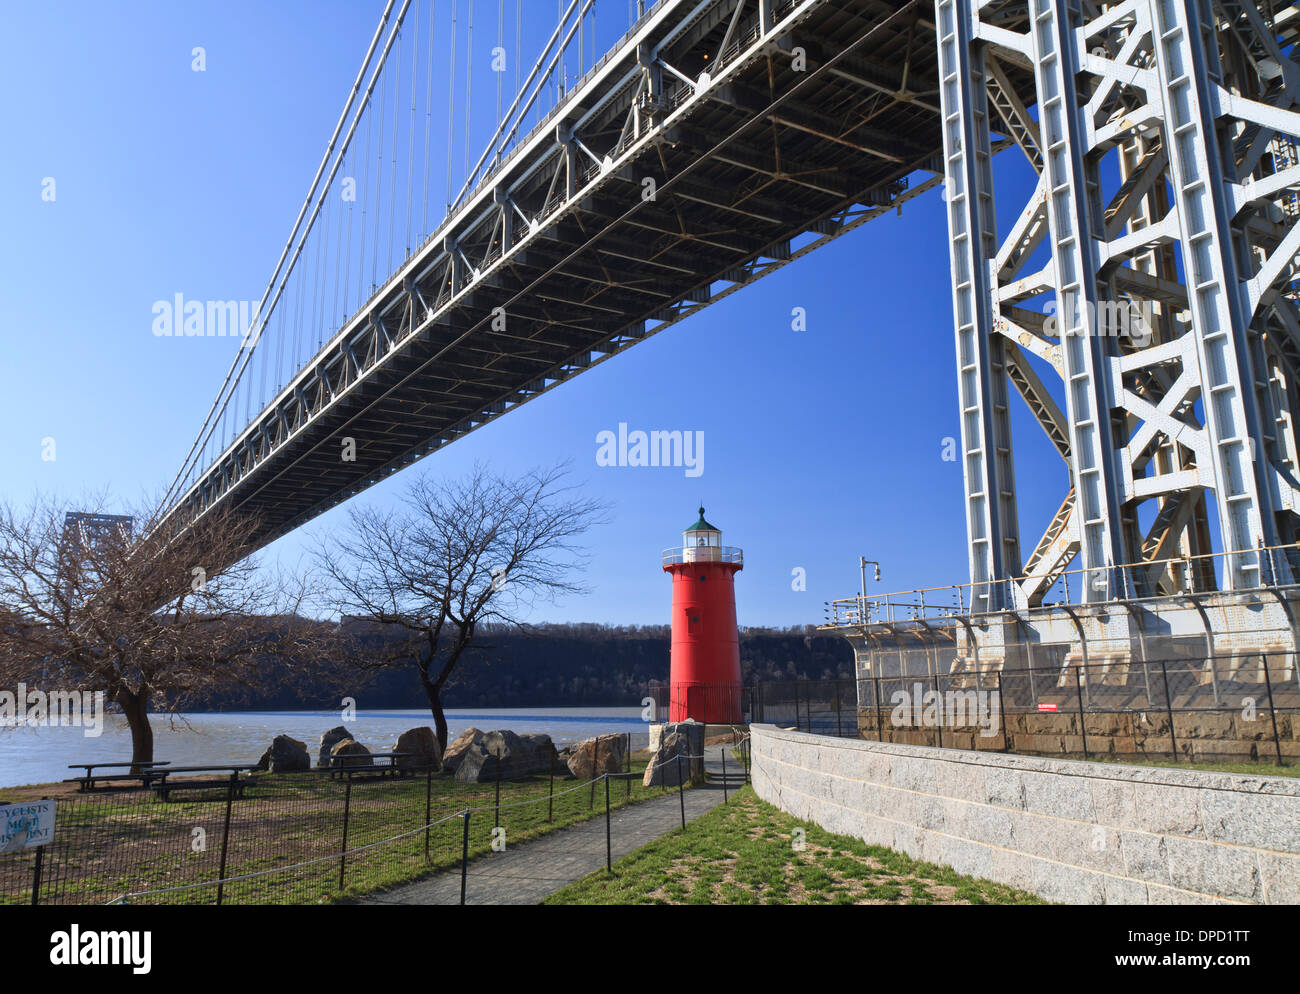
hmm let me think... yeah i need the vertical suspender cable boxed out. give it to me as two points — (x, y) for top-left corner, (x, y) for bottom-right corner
(464, 1), (474, 191)
(344, 144), (355, 319)
(422, 0), (435, 240)
(446, 0), (458, 212)
(496, 0), (503, 165)
(450, 0), (578, 211)
(406, 0), (419, 256)
(160, 0), (397, 511)
(334, 154), (346, 331)
(372, 55), (387, 293)
(514, 0), (521, 160)
(357, 91), (372, 308)
(315, 163), (331, 351)
(389, 24), (402, 276)
(274, 282), (286, 394)
(494, 0), (592, 159)
(291, 233), (304, 385)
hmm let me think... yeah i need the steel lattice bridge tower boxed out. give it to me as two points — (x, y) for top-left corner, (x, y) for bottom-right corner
(160, 0), (1300, 668)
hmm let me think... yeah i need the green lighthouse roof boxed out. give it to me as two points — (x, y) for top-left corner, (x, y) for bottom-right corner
(685, 506), (719, 532)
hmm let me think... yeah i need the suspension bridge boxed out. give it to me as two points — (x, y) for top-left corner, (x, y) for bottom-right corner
(156, 0), (1300, 669)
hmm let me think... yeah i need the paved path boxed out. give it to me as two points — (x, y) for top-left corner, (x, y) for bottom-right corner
(359, 744), (746, 905)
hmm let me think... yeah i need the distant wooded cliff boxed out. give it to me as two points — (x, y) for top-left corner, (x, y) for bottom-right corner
(194, 623), (853, 710)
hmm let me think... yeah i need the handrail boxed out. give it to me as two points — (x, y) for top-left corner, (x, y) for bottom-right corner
(822, 541), (1300, 626)
(661, 546), (744, 566)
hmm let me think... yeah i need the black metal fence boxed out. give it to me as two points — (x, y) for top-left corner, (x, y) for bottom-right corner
(644, 678), (858, 736)
(756, 655), (1300, 767)
(750, 679), (858, 737)
(0, 732), (747, 907)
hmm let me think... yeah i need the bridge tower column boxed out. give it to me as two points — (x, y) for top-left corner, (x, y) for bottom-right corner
(933, 0), (1300, 612)
(934, 0), (1023, 613)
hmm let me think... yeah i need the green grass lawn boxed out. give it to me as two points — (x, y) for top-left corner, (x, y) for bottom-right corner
(544, 787), (1044, 906)
(0, 762), (681, 906)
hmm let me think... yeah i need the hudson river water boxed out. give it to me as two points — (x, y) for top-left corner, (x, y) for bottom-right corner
(0, 707), (650, 789)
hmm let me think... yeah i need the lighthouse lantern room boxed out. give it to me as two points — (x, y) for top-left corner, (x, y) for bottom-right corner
(662, 507), (744, 723)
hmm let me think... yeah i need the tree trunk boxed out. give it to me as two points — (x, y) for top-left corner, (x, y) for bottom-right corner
(116, 687), (153, 771)
(421, 677), (448, 754)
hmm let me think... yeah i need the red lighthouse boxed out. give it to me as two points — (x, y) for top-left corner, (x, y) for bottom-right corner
(662, 507), (744, 723)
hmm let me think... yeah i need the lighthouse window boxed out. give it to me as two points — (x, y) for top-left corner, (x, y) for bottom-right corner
(698, 574), (706, 581)
(688, 613), (701, 634)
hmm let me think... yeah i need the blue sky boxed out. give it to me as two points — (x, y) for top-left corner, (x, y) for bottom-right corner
(0, 0), (1056, 627)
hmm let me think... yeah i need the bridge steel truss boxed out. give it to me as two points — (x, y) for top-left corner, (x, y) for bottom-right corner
(935, 0), (1300, 612)
(169, 0), (963, 552)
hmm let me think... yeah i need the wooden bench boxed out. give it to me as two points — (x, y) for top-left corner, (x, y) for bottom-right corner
(65, 762), (170, 793)
(328, 752), (420, 781)
(151, 778), (247, 803)
(147, 765), (256, 803)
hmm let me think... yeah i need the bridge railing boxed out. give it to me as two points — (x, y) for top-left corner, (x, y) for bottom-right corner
(822, 542), (1300, 625)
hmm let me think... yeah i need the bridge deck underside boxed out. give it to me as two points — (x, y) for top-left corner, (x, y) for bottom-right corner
(183, 1), (1030, 551)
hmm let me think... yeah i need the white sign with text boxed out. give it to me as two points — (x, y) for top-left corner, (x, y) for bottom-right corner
(0, 800), (56, 852)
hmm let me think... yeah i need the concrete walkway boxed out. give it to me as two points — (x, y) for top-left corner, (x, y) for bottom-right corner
(359, 744), (747, 905)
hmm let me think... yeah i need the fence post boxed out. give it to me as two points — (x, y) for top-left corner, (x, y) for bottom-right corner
(30, 839), (44, 907)
(547, 750), (555, 823)
(424, 767), (433, 861)
(459, 810), (470, 906)
(793, 682), (800, 731)
(215, 773), (236, 905)
(338, 779), (352, 892)
(1262, 655), (1284, 767)
(676, 754), (686, 831)
(834, 683), (843, 737)
(604, 774), (612, 873)
(933, 674), (943, 749)
(997, 672), (1009, 753)
(1159, 660), (1178, 762)
(625, 732), (631, 800)
(874, 674), (884, 742)
(494, 761), (502, 830)
(1075, 668), (1090, 760)
(721, 744), (729, 804)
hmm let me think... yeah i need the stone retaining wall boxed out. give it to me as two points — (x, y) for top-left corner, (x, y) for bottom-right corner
(750, 724), (1300, 904)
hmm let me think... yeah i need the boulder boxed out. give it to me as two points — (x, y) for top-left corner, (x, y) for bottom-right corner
(330, 738), (372, 768)
(643, 722), (705, 786)
(520, 733), (557, 773)
(567, 734), (629, 780)
(453, 729), (554, 783)
(257, 734), (311, 773)
(441, 727), (485, 773)
(318, 725), (353, 768)
(393, 726), (442, 771)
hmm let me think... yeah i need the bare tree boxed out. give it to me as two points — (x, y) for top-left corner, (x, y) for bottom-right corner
(312, 464), (606, 751)
(0, 493), (322, 767)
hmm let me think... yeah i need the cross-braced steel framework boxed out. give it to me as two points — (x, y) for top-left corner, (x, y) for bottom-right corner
(936, 0), (1300, 614)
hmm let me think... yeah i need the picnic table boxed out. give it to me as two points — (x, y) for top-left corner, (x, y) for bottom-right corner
(148, 765), (258, 802)
(65, 761), (171, 792)
(328, 751), (421, 781)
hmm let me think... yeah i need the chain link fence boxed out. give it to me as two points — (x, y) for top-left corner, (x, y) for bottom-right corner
(0, 732), (751, 906)
(759, 655), (1299, 767)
